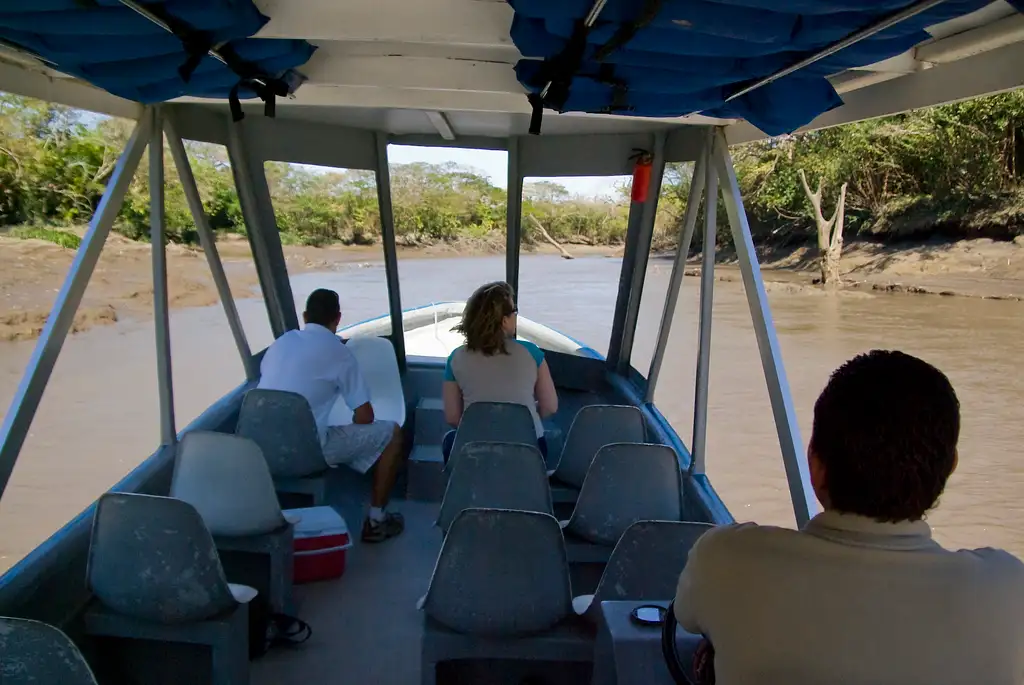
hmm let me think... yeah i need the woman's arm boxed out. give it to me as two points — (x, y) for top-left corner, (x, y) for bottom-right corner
(442, 381), (464, 427)
(534, 360), (558, 418)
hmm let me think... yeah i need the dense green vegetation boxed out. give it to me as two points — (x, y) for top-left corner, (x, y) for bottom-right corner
(734, 91), (1024, 246)
(3, 90), (1024, 251)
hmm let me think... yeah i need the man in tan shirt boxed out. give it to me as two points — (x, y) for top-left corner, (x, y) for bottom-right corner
(675, 350), (1024, 685)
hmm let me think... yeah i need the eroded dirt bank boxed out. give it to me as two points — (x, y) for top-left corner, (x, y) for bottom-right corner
(2, 234), (1023, 341)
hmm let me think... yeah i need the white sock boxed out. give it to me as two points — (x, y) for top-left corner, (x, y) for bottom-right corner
(369, 506), (386, 522)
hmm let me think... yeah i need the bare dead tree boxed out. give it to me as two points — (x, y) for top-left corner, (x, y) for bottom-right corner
(526, 214), (574, 259)
(798, 169), (847, 287)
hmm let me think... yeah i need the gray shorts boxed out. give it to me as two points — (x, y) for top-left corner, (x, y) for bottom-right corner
(322, 420), (396, 473)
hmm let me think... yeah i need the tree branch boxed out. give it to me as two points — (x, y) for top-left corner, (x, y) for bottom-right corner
(797, 168), (825, 220)
(830, 183), (848, 252)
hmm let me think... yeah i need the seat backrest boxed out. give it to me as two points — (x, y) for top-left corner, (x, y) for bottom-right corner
(236, 389), (326, 478)
(87, 493), (237, 624)
(327, 336), (406, 427)
(437, 441), (553, 533)
(446, 401), (536, 473)
(0, 617), (98, 685)
(567, 443), (683, 545)
(589, 521), (715, 615)
(421, 509), (572, 636)
(553, 405), (646, 489)
(170, 430), (286, 537)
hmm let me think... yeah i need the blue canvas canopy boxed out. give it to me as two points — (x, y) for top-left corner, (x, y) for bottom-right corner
(0, 0), (315, 107)
(509, 0), (1024, 135)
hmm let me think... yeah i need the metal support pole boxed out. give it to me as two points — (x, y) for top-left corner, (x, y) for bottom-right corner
(712, 128), (818, 526)
(506, 136), (523, 297)
(646, 143), (708, 401)
(691, 136), (718, 476)
(609, 135), (666, 370)
(375, 132), (406, 370)
(165, 116), (256, 382)
(607, 197), (644, 369)
(149, 108), (176, 445)
(0, 113), (151, 501)
(227, 121), (298, 338)
(616, 132), (666, 376)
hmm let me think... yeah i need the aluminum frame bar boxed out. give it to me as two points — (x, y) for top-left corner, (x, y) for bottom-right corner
(615, 132), (667, 376)
(506, 136), (523, 297)
(691, 141), (718, 476)
(149, 108), (177, 445)
(375, 132), (407, 369)
(607, 194), (645, 370)
(724, 0), (948, 103)
(165, 116), (256, 381)
(711, 128), (818, 526)
(0, 113), (151, 502)
(227, 120), (298, 338)
(645, 145), (707, 401)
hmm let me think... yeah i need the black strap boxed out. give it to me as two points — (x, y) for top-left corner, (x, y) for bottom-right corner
(528, 93), (544, 135)
(177, 33), (214, 83)
(592, 0), (664, 62)
(525, 0), (661, 133)
(592, 63), (629, 113)
(129, 1), (293, 122)
(544, 19), (590, 109)
(229, 82), (244, 122)
(524, 19), (592, 135)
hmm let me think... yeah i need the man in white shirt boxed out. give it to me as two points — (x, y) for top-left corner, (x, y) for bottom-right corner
(258, 289), (405, 543)
(675, 350), (1024, 685)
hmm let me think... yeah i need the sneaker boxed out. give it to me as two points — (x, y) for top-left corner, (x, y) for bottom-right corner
(361, 511), (405, 543)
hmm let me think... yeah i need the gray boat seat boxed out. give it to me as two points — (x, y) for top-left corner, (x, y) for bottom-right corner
(436, 441), (553, 534)
(0, 616), (99, 684)
(85, 493), (254, 685)
(445, 401), (537, 473)
(573, 521), (715, 621)
(562, 443), (684, 563)
(418, 509), (592, 685)
(171, 430), (297, 614)
(550, 405), (646, 499)
(236, 388), (328, 506)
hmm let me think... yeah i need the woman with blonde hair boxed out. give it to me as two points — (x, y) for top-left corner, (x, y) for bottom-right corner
(442, 281), (558, 461)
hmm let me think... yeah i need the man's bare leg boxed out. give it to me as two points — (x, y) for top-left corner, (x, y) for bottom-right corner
(371, 423), (404, 508)
(362, 423), (405, 543)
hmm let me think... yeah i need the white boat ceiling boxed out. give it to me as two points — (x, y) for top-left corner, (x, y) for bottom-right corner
(1, 0), (1024, 147)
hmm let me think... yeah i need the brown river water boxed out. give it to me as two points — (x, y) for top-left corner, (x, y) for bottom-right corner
(0, 254), (1022, 573)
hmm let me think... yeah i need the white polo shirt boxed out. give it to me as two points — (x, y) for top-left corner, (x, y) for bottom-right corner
(257, 324), (371, 445)
(676, 510), (1024, 685)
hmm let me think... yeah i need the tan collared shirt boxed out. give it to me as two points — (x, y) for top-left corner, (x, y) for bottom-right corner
(675, 511), (1024, 685)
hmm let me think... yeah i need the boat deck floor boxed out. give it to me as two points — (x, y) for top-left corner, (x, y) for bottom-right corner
(253, 498), (441, 685)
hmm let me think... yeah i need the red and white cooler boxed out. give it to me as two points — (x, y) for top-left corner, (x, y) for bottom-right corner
(285, 506), (352, 584)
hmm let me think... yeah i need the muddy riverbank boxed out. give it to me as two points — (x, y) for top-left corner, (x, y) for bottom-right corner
(2, 233), (1023, 341)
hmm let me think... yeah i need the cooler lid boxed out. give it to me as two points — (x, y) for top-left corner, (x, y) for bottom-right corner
(285, 506), (350, 539)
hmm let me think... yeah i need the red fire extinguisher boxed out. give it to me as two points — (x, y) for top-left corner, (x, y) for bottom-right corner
(630, 148), (654, 204)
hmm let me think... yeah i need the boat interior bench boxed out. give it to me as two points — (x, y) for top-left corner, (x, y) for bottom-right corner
(84, 493), (256, 685)
(421, 616), (596, 685)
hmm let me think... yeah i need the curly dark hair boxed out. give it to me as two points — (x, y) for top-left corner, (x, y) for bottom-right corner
(810, 350), (960, 522)
(455, 281), (516, 356)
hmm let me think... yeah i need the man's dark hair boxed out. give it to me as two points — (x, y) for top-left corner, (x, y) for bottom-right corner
(304, 288), (341, 327)
(810, 349), (960, 522)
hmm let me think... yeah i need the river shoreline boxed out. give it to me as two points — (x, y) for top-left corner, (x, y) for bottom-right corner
(1, 234), (1022, 342)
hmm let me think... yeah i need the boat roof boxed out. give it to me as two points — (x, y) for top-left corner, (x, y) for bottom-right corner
(2, 0), (1024, 152)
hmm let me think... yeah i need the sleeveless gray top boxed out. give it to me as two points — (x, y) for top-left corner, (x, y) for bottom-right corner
(444, 338), (545, 437)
